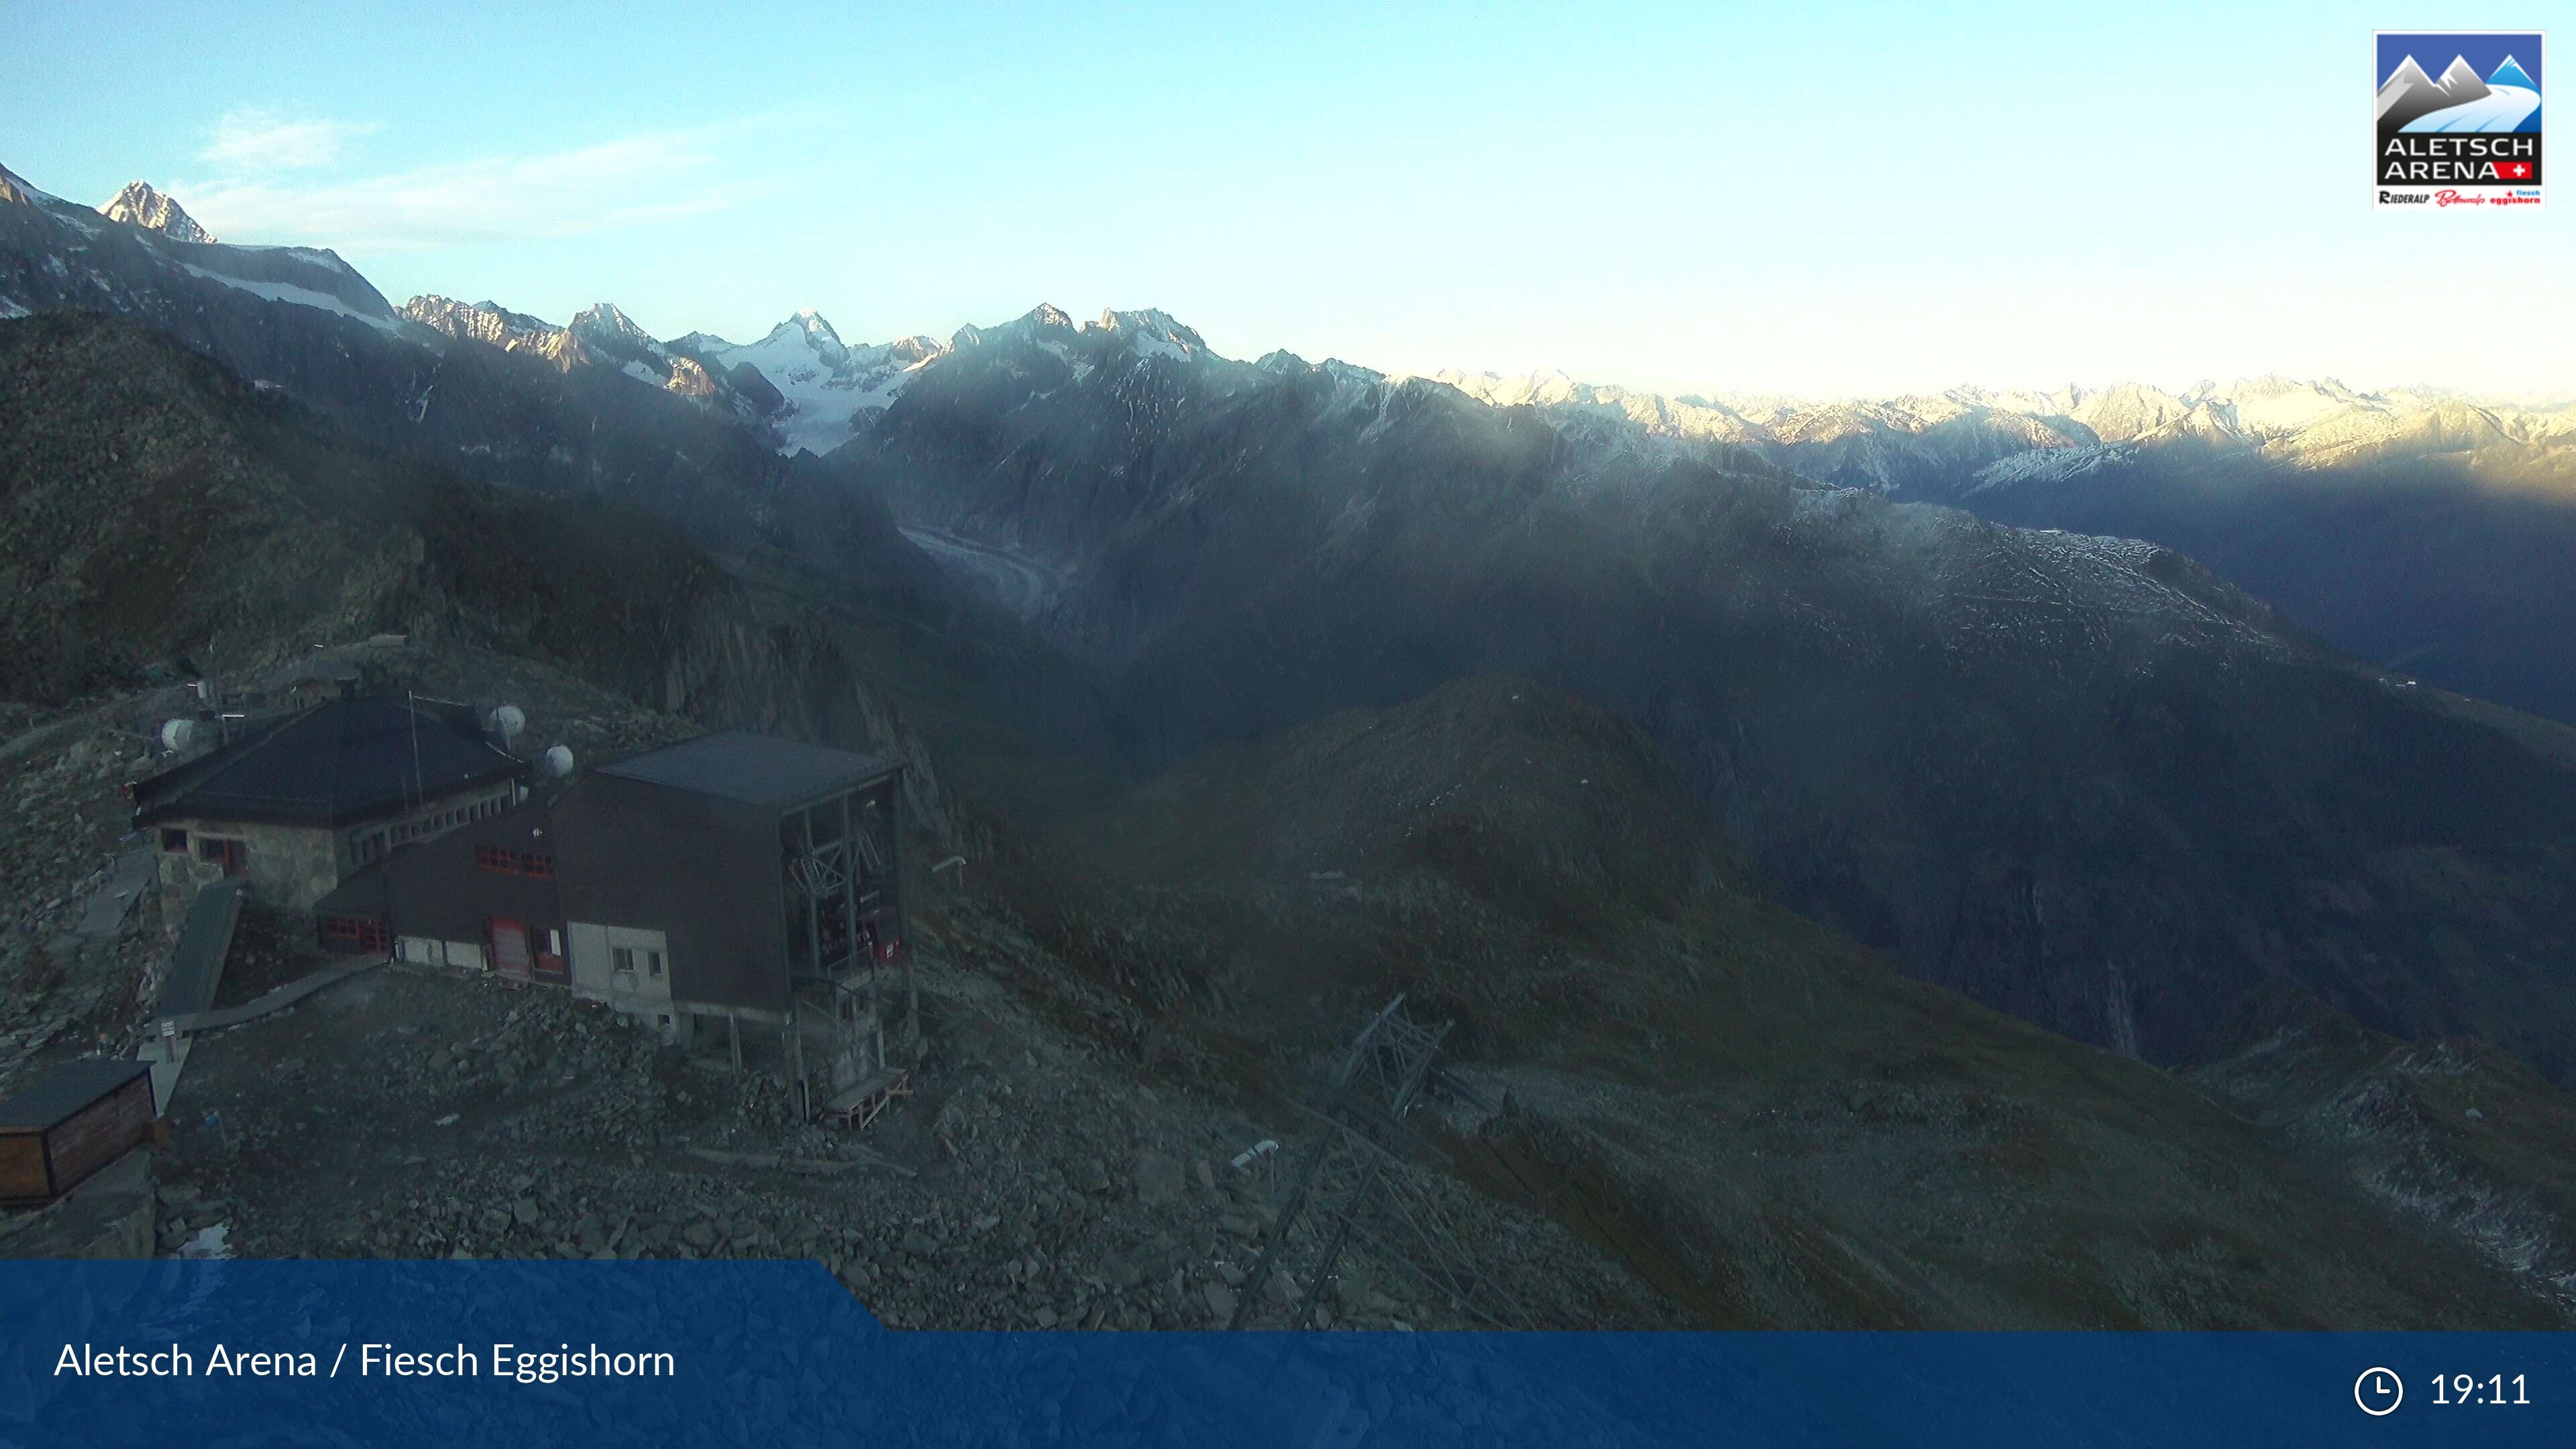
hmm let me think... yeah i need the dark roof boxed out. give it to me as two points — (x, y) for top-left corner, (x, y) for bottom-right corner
(132, 697), (529, 828)
(0, 1058), (152, 1131)
(592, 731), (902, 809)
(316, 789), (563, 927)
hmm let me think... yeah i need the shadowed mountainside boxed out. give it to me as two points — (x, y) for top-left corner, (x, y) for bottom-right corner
(845, 317), (2576, 1082)
(1909, 438), (2576, 726)
(0, 311), (968, 842)
(1061, 674), (2576, 1326)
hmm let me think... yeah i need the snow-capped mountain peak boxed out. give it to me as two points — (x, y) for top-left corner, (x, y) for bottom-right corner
(570, 301), (655, 347)
(1089, 307), (1208, 357)
(749, 309), (851, 368)
(1417, 361), (2573, 494)
(99, 181), (215, 244)
(401, 294), (588, 368)
(949, 303), (1079, 352)
(665, 309), (951, 455)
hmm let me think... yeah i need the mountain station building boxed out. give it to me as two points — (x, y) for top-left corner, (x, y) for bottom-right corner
(127, 695), (532, 932)
(315, 731), (914, 1122)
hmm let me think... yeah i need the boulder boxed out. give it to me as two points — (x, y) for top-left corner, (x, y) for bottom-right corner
(1134, 1152), (1185, 1207)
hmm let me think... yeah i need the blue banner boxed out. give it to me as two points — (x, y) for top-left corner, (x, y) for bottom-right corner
(1, 1261), (2569, 1446)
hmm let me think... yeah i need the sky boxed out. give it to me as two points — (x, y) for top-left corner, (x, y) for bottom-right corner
(3, 2), (2567, 399)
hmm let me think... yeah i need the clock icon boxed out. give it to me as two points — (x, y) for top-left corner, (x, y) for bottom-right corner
(2356, 1367), (2404, 1416)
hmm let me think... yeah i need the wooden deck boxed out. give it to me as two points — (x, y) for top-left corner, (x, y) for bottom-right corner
(818, 1069), (910, 1129)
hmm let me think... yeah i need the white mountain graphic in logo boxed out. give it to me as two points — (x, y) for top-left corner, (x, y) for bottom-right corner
(2377, 52), (2542, 135)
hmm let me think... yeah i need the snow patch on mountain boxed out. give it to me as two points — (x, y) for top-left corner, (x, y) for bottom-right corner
(1971, 441), (2139, 492)
(686, 310), (945, 455)
(183, 264), (400, 333)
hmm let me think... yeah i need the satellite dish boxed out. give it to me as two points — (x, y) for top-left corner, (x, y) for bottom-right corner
(543, 744), (576, 779)
(158, 718), (199, 752)
(486, 704), (527, 744)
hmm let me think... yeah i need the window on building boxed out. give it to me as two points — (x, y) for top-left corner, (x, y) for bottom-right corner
(612, 946), (636, 974)
(647, 950), (663, 978)
(159, 828), (189, 853)
(320, 916), (388, 954)
(476, 845), (552, 879)
(196, 837), (246, 877)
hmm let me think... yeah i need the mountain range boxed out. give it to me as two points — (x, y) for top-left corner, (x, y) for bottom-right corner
(5, 160), (2574, 1081)
(1433, 367), (2576, 722)
(13, 310), (2576, 1324)
(7, 159), (2576, 1323)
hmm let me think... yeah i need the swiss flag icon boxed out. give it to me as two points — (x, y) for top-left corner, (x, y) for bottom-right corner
(2497, 160), (2534, 180)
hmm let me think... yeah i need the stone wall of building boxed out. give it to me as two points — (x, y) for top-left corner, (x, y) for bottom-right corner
(151, 782), (522, 933)
(152, 820), (337, 926)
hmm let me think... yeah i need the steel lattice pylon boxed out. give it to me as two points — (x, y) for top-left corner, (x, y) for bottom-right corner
(1227, 995), (1524, 1330)
(788, 841), (849, 899)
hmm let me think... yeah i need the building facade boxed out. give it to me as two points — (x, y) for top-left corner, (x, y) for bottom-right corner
(316, 731), (912, 1120)
(129, 696), (531, 930)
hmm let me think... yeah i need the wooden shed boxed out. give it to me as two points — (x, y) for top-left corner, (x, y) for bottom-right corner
(0, 1059), (156, 1207)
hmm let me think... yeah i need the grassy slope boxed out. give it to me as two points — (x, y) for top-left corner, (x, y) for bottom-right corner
(1069, 675), (2575, 1327)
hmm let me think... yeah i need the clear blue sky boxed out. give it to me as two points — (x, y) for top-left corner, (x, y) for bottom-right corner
(4, 2), (2565, 397)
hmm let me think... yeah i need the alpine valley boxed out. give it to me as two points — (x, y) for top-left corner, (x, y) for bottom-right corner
(6, 161), (2576, 1329)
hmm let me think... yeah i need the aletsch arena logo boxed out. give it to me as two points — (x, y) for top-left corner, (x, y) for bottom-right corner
(2375, 31), (2544, 209)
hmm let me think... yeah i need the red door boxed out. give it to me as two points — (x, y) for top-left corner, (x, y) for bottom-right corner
(489, 918), (533, 981)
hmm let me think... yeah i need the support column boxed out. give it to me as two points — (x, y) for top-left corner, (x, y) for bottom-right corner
(801, 806), (823, 980)
(894, 779), (917, 1053)
(840, 790), (860, 987)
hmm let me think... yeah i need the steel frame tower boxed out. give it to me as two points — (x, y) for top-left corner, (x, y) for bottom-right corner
(1228, 995), (1525, 1330)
